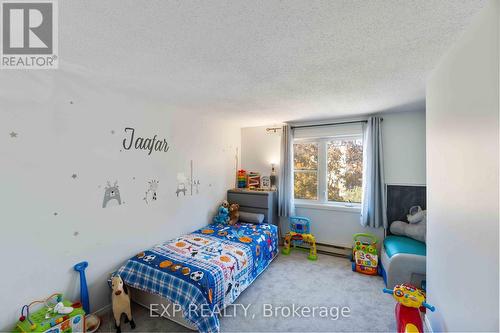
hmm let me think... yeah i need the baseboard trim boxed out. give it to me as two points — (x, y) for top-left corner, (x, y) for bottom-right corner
(293, 242), (351, 259)
(93, 303), (111, 316)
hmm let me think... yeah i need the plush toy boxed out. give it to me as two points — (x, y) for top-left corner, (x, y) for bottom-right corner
(390, 206), (426, 243)
(213, 200), (230, 224)
(111, 275), (135, 333)
(229, 203), (240, 225)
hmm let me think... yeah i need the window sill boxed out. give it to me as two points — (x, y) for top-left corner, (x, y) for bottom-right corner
(295, 201), (361, 214)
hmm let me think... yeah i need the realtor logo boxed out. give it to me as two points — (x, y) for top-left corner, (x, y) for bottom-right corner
(1, 0), (58, 69)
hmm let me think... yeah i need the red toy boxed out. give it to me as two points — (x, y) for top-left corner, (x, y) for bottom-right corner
(383, 283), (435, 333)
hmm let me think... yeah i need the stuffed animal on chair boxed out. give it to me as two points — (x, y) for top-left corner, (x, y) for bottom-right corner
(390, 206), (427, 243)
(228, 203), (240, 225)
(111, 275), (136, 333)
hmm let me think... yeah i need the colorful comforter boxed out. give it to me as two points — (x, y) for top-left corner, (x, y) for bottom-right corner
(117, 222), (278, 333)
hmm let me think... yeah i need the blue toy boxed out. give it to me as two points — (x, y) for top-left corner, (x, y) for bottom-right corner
(282, 216), (318, 260)
(213, 201), (230, 224)
(73, 261), (90, 314)
(289, 216), (311, 246)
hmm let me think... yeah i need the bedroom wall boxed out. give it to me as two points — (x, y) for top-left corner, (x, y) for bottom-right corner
(426, 1), (499, 331)
(0, 70), (240, 330)
(240, 110), (426, 247)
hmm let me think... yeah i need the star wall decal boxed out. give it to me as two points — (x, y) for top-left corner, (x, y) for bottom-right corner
(71, 174), (78, 179)
(9, 132), (17, 138)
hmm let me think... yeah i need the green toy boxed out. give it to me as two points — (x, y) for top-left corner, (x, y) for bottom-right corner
(13, 294), (85, 333)
(351, 233), (380, 276)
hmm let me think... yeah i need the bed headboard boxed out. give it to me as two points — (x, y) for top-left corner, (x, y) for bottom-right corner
(386, 185), (426, 234)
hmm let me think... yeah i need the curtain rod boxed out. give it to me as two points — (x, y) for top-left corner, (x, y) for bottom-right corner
(291, 118), (382, 129)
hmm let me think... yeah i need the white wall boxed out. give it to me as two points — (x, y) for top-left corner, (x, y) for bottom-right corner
(426, 1), (499, 331)
(383, 111), (426, 185)
(241, 126), (282, 176)
(0, 70), (240, 330)
(240, 110), (426, 247)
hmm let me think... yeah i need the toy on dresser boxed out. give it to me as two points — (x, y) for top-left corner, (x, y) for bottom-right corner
(247, 172), (261, 189)
(282, 216), (317, 261)
(14, 294), (85, 333)
(237, 170), (247, 188)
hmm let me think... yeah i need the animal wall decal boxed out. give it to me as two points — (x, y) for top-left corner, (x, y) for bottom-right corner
(103, 181), (122, 208)
(189, 160), (200, 195)
(144, 180), (159, 204)
(175, 160), (201, 197)
(193, 180), (200, 194)
(176, 173), (188, 197)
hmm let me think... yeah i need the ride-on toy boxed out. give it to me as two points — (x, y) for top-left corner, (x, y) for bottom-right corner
(383, 283), (435, 333)
(351, 233), (380, 275)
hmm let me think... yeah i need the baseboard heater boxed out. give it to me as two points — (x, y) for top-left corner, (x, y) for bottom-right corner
(282, 238), (351, 259)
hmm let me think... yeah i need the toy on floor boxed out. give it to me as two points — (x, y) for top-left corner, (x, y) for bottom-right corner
(351, 233), (380, 276)
(383, 283), (435, 333)
(14, 293), (85, 333)
(282, 216), (317, 261)
(74, 261), (101, 333)
(111, 275), (136, 333)
(73, 262), (90, 314)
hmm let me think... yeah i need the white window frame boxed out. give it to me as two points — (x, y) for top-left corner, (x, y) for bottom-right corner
(293, 135), (363, 212)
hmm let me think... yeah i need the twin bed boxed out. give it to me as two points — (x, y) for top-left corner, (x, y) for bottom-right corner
(117, 221), (278, 332)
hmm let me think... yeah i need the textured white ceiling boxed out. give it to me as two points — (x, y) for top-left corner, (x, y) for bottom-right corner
(10, 1), (490, 125)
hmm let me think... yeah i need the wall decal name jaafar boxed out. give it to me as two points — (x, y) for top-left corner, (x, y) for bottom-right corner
(122, 127), (170, 155)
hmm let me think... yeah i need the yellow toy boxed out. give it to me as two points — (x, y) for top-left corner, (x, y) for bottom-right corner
(383, 283), (435, 333)
(281, 216), (317, 260)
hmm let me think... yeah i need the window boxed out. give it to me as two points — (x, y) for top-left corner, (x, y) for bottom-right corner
(293, 142), (318, 200)
(327, 138), (363, 203)
(294, 136), (363, 206)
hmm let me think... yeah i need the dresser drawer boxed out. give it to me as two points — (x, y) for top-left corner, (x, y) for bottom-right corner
(227, 192), (269, 209)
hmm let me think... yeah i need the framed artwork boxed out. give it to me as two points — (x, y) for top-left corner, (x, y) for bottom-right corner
(261, 176), (271, 189)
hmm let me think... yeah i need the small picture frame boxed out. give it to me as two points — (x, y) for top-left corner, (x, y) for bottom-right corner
(261, 176), (271, 189)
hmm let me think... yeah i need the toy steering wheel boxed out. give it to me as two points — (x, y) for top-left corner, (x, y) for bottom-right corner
(383, 284), (435, 312)
(353, 233), (378, 249)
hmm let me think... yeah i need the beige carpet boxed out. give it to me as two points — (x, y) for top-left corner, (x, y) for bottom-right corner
(98, 250), (397, 332)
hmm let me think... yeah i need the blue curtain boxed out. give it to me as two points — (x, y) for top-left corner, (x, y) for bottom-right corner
(360, 117), (387, 228)
(278, 124), (295, 217)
